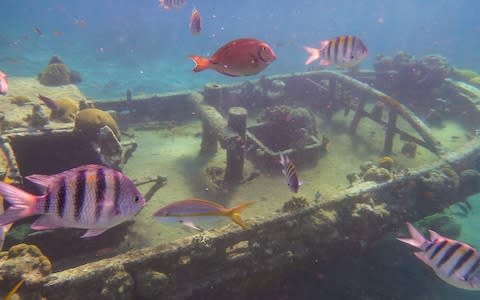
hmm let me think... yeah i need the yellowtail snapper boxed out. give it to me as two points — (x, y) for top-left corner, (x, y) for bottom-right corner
(397, 222), (480, 290)
(153, 198), (255, 231)
(0, 164), (146, 238)
(304, 35), (368, 68)
(280, 153), (302, 193)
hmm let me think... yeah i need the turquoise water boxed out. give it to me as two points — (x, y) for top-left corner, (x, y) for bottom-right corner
(1, 0), (479, 99)
(2, 1), (480, 299)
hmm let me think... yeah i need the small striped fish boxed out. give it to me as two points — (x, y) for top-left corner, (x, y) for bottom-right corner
(279, 153), (302, 193)
(397, 222), (480, 290)
(0, 164), (146, 238)
(304, 35), (368, 68)
(159, 0), (186, 9)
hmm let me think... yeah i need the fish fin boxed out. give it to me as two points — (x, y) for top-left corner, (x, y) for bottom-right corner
(304, 46), (320, 65)
(0, 224), (10, 251)
(0, 181), (40, 226)
(4, 279), (25, 300)
(413, 251), (430, 266)
(180, 220), (204, 232)
(319, 40), (330, 49)
(428, 229), (442, 241)
(319, 59), (331, 66)
(396, 222), (427, 249)
(189, 55), (210, 72)
(26, 174), (56, 188)
(81, 228), (108, 238)
(229, 201), (255, 229)
(31, 215), (63, 230)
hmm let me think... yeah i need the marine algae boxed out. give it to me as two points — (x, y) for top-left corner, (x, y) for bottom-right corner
(74, 108), (121, 140)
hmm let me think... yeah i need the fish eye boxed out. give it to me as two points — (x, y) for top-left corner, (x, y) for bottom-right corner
(134, 196), (140, 203)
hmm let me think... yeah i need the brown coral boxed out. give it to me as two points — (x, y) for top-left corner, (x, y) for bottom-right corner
(38, 63), (72, 86)
(0, 243), (51, 284)
(74, 108), (121, 140)
(51, 97), (79, 122)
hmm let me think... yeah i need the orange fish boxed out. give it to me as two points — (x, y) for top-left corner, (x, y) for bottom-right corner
(189, 38), (276, 77)
(74, 18), (86, 28)
(189, 8), (201, 35)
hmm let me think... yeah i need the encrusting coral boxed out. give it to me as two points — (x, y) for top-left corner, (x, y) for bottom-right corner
(37, 56), (82, 86)
(74, 108), (121, 140)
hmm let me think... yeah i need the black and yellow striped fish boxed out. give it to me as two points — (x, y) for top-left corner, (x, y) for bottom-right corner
(0, 164), (146, 238)
(304, 35), (368, 67)
(398, 222), (480, 290)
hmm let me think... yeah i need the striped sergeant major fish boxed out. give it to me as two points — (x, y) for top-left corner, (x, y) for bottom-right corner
(0, 165), (146, 238)
(279, 153), (302, 193)
(397, 222), (480, 290)
(159, 0), (186, 9)
(304, 35), (368, 68)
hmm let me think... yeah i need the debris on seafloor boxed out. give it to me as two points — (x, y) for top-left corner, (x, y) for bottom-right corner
(24, 104), (49, 128)
(282, 196), (310, 212)
(401, 142), (417, 158)
(0, 244), (52, 299)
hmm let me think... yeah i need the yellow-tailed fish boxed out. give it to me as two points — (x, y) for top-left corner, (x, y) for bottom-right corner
(398, 222), (480, 290)
(153, 199), (255, 231)
(3, 279), (25, 300)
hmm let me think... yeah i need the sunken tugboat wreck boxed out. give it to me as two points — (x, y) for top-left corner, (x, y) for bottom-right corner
(2, 53), (480, 299)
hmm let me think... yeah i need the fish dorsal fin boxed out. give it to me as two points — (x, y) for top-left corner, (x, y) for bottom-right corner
(81, 228), (108, 238)
(428, 230), (443, 241)
(26, 174), (55, 188)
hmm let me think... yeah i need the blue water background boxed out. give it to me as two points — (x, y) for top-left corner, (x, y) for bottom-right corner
(0, 0), (478, 99)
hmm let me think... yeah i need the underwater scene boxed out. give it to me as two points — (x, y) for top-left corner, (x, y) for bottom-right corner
(2, 0), (480, 299)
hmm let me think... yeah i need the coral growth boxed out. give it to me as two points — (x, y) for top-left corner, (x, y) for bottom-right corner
(37, 56), (82, 86)
(74, 108), (121, 140)
(9, 95), (30, 106)
(282, 196), (310, 212)
(38, 63), (73, 86)
(374, 52), (452, 116)
(52, 97), (79, 122)
(258, 105), (318, 151)
(378, 156), (394, 170)
(0, 243), (51, 300)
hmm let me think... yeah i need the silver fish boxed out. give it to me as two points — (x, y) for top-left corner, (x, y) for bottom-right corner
(398, 222), (480, 290)
(0, 164), (146, 238)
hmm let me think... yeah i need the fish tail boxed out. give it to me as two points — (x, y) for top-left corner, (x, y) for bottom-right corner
(229, 201), (255, 229)
(0, 181), (41, 226)
(396, 222), (427, 249)
(189, 55), (210, 72)
(304, 46), (320, 65)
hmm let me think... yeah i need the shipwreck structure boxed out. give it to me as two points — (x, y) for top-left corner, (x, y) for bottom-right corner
(2, 65), (480, 299)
